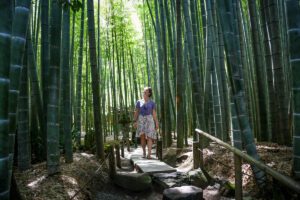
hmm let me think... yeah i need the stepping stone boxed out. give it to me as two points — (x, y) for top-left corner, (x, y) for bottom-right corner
(135, 159), (176, 174)
(188, 168), (211, 188)
(129, 153), (176, 174)
(163, 186), (204, 200)
(152, 172), (189, 189)
(113, 172), (152, 192)
(127, 146), (176, 174)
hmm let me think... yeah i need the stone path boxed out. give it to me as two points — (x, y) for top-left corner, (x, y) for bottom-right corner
(124, 146), (177, 174)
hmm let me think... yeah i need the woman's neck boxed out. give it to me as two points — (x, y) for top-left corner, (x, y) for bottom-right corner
(143, 97), (149, 102)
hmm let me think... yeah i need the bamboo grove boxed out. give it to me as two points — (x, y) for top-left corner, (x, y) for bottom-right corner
(1, 0), (300, 198)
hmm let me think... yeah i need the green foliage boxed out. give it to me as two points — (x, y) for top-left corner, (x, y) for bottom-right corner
(84, 129), (95, 152)
(71, 0), (82, 12)
(104, 140), (120, 151)
(58, 0), (82, 12)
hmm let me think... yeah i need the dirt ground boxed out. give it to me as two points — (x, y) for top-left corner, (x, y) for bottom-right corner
(15, 152), (109, 200)
(14, 141), (293, 199)
(202, 142), (293, 196)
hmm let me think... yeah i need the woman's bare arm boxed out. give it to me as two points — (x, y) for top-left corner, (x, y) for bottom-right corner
(152, 109), (159, 130)
(133, 108), (139, 128)
(134, 108), (139, 122)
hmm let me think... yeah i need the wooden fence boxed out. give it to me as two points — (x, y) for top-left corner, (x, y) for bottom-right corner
(194, 129), (300, 200)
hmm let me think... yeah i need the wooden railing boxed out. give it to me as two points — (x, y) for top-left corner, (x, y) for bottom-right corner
(107, 139), (163, 178)
(194, 129), (300, 200)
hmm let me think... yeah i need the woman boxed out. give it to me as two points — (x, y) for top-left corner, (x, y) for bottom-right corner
(133, 87), (159, 159)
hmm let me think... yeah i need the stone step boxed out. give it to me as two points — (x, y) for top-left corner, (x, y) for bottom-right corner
(128, 148), (176, 174)
(134, 159), (177, 174)
(163, 185), (204, 200)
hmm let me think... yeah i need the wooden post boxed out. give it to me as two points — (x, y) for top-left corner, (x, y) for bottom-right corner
(115, 144), (121, 168)
(126, 138), (130, 152)
(121, 140), (124, 157)
(108, 145), (116, 178)
(199, 135), (204, 169)
(193, 141), (200, 169)
(156, 140), (163, 160)
(132, 131), (137, 148)
(234, 154), (242, 200)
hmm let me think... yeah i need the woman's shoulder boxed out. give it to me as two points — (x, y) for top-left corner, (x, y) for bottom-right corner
(136, 99), (143, 105)
(149, 99), (156, 105)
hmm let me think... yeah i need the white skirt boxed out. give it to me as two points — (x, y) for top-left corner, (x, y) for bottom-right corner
(137, 115), (156, 139)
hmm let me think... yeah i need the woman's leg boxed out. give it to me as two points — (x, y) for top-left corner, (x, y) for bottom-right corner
(147, 137), (153, 158)
(140, 133), (146, 157)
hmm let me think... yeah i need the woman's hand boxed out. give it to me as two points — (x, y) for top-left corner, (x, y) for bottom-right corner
(155, 121), (159, 130)
(152, 109), (159, 130)
(133, 121), (138, 129)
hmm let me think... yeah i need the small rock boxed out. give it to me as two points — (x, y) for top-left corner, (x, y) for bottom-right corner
(188, 168), (211, 189)
(220, 181), (235, 197)
(203, 183), (222, 200)
(163, 185), (203, 200)
(152, 172), (189, 190)
(95, 192), (129, 200)
(113, 172), (152, 192)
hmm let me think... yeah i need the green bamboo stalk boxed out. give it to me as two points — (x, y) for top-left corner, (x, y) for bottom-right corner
(70, 11), (76, 123)
(28, 28), (44, 162)
(17, 47), (31, 171)
(61, 5), (72, 163)
(285, 0), (300, 179)
(216, 15), (230, 137)
(159, 0), (172, 147)
(248, 0), (269, 141)
(75, 0), (85, 147)
(0, 1), (13, 198)
(8, 0), (31, 187)
(182, 0), (206, 131)
(216, 0), (266, 188)
(176, 0), (184, 148)
(85, 35), (90, 145)
(87, 0), (104, 160)
(47, 0), (62, 175)
(41, 0), (50, 148)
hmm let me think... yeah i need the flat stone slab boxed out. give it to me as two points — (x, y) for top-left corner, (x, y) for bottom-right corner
(135, 159), (177, 174)
(126, 146), (176, 174)
(152, 172), (189, 189)
(113, 172), (152, 192)
(129, 153), (176, 174)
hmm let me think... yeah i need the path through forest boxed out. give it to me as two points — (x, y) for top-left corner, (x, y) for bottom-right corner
(14, 139), (292, 200)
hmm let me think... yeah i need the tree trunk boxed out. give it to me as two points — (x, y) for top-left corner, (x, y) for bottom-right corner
(182, 0), (206, 131)
(285, 0), (300, 179)
(75, 0), (85, 147)
(47, 0), (62, 175)
(17, 46), (31, 171)
(175, 0), (184, 148)
(216, 0), (266, 189)
(0, 1), (13, 198)
(87, 0), (105, 160)
(61, 5), (72, 163)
